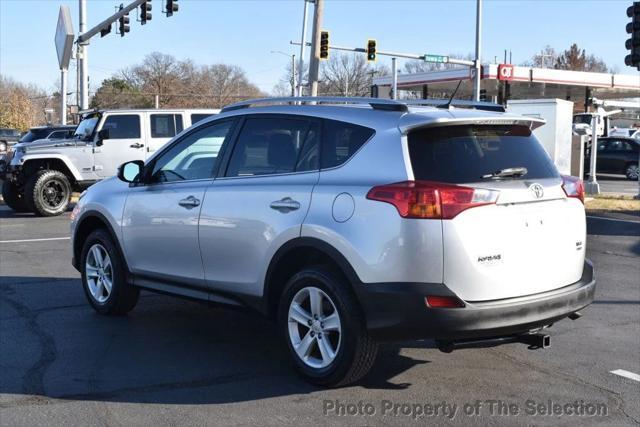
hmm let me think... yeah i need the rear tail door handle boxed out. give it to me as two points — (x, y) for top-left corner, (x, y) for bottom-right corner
(179, 196), (200, 209)
(270, 197), (300, 213)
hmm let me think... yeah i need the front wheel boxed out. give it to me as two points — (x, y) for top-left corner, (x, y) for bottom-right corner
(81, 229), (139, 315)
(625, 163), (639, 181)
(1, 180), (29, 212)
(24, 170), (72, 216)
(278, 266), (378, 387)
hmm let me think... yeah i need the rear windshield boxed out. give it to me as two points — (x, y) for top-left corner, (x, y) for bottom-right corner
(408, 125), (559, 184)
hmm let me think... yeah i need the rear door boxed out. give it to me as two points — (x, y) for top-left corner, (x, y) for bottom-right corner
(199, 114), (320, 297)
(147, 113), (184, 157)
(408, 125), (585, 301)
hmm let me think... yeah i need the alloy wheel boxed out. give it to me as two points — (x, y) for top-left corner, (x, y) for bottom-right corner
(288, 286), (342, 369)
(85, 244), (113, 304)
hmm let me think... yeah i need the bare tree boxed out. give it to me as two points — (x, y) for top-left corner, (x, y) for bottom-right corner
(0, 75), (52, 130)
(522, 45), (558, 68)
(319, 53), (389, 97)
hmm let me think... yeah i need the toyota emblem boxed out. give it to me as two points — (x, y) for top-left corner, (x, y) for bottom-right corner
(529, 183), (544, 199)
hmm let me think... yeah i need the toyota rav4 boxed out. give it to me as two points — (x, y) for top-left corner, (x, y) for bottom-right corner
(70, 97), (595, 387)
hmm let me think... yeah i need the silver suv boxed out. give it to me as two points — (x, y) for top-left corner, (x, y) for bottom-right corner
(70, 97), (596, 386)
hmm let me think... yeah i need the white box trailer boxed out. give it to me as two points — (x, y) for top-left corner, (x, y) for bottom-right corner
(507, 98), (574, 175)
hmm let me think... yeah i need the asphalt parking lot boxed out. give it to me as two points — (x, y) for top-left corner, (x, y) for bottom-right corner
(0, 202), (639, 426)
(595, 175), (639, 196)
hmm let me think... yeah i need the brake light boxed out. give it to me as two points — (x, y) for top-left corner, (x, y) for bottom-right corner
(425, 295), (465, 308)
(561, 175), (584, 203)
(366, 181), (499, 219)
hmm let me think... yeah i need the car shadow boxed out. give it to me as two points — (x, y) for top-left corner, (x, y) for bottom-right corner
(0, 276), (431, 406)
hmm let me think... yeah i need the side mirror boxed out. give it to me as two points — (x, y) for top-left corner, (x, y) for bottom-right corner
(117, 160), (144, 183)
(97, 128), (110, 145)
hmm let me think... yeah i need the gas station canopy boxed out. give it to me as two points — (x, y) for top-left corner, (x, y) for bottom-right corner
(372, 64), (640, 111)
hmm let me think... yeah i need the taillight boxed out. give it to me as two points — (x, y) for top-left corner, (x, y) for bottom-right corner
(366, 181), (499, 219)
(561, 175), (584, 203)
(425, 295), (465, 308)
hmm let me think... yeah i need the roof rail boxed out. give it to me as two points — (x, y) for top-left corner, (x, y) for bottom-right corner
(220, 96), (408, 113)
(404, 99), (506, 112)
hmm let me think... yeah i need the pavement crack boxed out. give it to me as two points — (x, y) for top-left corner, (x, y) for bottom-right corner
(490, 349), (640, 424)
(0, 286), (58, 397)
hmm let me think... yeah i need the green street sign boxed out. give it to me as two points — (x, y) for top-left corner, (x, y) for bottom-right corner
(424, 54), (449, 63)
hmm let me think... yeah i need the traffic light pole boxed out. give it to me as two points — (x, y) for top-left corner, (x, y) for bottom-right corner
(297, 0), (311, 96)
(308, 0), (323, 97)
(78, 0), (88, 110)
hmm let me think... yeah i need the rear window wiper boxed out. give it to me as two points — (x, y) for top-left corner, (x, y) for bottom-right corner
(481, 167), (528, 180)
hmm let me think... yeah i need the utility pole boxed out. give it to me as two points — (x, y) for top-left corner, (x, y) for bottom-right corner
(308, 0), (323, 97)
(297, 0), (310, 96)
(291, 54), (297, 97)
(78, 0), (89, 110)
(473, 0), (482, 101)
(391, 57), (398, 100)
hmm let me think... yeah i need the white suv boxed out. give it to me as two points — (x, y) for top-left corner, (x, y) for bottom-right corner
(70, 97), (595, 387)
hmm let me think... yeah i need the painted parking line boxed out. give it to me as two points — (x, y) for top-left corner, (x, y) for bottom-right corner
(0, 237), (70, 244)
(586, 215), (640, 224)
(610, 369), (640, 382)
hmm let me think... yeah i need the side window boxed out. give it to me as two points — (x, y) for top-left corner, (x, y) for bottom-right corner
(225, 117), (318, 177)
(597, 140), (609, 152)
(150, 114), (183, 138)
(102, 115), (141, 139)
(150, 120), (234, 183)
(191, 114), (213, 125)
(321, 119), (374, 169)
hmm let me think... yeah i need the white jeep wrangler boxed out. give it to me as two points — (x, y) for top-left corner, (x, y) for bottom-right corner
(1, 108), (217, 216)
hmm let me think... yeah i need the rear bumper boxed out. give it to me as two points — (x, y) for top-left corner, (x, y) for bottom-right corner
(357, 260), (596, 341)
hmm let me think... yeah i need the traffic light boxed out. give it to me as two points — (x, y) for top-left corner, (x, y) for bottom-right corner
(367, 39), (376, 62)
(100, 24), (112, 38)
(625, 2), (640, 68)
(118, 5), (130, 37)
(320, 31), (329, 60)
(479, 89), (487, 102)
(166, 0), (179, 17)
(141, 1), (152, 25)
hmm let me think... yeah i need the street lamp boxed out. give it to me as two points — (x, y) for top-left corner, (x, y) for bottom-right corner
(271, 51), (296, 97)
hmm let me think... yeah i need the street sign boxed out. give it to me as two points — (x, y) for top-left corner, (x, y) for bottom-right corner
(498, 64), (514, 81)
(55, 6), (74, 70)
(424, 54), (449, 63)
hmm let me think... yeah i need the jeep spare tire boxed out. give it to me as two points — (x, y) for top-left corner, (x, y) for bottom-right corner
(25, 170), (72, 216)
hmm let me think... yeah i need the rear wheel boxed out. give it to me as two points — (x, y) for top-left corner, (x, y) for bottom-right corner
(1, 180), (29, 212)
(625, 163), (639, 180)
(24, 170), (72, 216)
(81, 229), (139, 315)
(278, 266), (378, 387)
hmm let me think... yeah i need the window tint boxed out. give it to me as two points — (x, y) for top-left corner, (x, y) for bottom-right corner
(191, 114), (214, 125)
(102, 115), (140, 139)
(408, 125), (559, 184)
(150, 114), (184, 138)
(225, 117), (318, 177)
(151, 121), (233, 183)
(321, 120), (374, 169)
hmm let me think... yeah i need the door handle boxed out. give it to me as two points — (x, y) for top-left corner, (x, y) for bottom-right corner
(270, 197), (300, 213)
(178, 196), (201, 209)
(130, 143), (144, 149)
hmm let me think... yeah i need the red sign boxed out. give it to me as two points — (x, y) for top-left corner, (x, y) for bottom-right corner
(498, 64), (514, 81)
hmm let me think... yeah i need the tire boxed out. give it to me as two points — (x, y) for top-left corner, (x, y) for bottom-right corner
(80, 229), (139, 315)
(24, 170), (72, 216)
(625, 163), (639, 181)
(278, 266), (378, 387)
(1, 180), (29, 212)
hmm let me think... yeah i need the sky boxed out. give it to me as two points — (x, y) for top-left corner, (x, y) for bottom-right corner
(0, 0), (636, 97)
